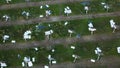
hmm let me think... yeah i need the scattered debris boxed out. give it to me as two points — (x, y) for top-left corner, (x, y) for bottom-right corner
(117, 47), (120, 53)
(52, 49), (55, 52)
(64, 21), (68, 26)
(84, 6), (89, 14)
(110, 19), (117, 33)
(68, 29), (74, 37)
(17, 54), (21, 58)
(47, 54), (56, 65)
(40, 6), (43, 9)
(44, 65), (49, 68)
(32, 57), (35, 62)
(52, 60), (56, 64)
(95, 47), (103, 60)
(28, 61), (33, 67)
(76, 34), (81, 38)
(39, 15), (44, 18)
(23, 30), (32, 40)
(64, 6), (72, 16)
(101, 2), (110, 12)
(22, 56), (34, 67)
(3, 15), (10, 22)
(3, 35), (9, 43)
(72, 54), (80, 62)
(46, 10), (52, 17)
(6, 0), (11, 3)
(22, 62), (25, 67)
(45, 30), (53, 39)
(71, 46), (75, 49)
(11, 40), (16, 44)
(101, 2), (106, 5)
(88, 22), (96, 35)
(34, 47), (38, 51)
(22, 11), (30, 19)
(90, 59), (95, 62)
(0, 62), (7, 68)
(46, 4), (50, 8)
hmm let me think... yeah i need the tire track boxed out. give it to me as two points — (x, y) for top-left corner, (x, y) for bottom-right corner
(8, 56), (120, 68)
(0, 32), (120, 50)
(0, 0), (90, 10)
(0, 11), (120, 27)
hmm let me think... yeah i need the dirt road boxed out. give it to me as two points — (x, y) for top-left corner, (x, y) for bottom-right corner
(0, 0), (90, 10)
(0, 11), (120, 27)
(9, 56), (120, 68)
(0, 0), (120, 68)
(49, 56), (120, 68)
(0, 32), (120, 50)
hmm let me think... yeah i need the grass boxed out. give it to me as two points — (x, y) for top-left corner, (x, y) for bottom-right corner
(0, 1), (120, 21)
(0, 0), (120, 67)
(0, 47), (49, 67)
(0, 0), (119, 5)
(0, 16), (119, 67)
(0, 38), (120, 67)
(0, 16), (120, 43)
(0, 0), (46, 5)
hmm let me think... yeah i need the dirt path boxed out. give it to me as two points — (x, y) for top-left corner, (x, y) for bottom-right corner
(48, 56), (120, 68)
(8, 56), (120, 68)
(0, 11), (120, 27)
(1, 0), (120, 68)
(0, 32), (120, 50)
(0, 0), (90, 10)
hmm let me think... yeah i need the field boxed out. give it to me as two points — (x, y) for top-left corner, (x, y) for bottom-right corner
(0, 1), (120, 21)
(0, 0), (120, 68)
(0, 38), (120, 67)
(0, 16), (119, 43)
(0, 0), (46, 4)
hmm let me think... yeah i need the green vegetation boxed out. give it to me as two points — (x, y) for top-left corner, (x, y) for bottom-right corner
(0, 38), (120, 67)
(0, 0), (46, 4)
(0, 16), (119, 67)
(0, 1), (120, 21)
(0, 16), (119, 43)
(0, 0), (120, 67)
